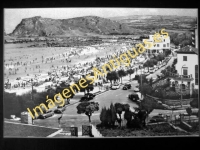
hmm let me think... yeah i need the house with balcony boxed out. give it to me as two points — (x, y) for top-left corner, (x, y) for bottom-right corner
(142, 34), (170, 56)
(169, 46), (198, 95)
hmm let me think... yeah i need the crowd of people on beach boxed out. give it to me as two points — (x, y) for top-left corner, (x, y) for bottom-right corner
(4, 43), (137, 91)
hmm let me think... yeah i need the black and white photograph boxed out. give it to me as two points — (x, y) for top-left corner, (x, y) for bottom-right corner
(3, 8), (199, 138)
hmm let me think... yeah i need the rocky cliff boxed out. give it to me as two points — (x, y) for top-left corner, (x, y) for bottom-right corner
(10, 16), (136, 37)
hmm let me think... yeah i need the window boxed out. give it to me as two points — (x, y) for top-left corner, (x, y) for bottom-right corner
(167, 43), (169, 47)
(183, 68), (188, 76)
(195, 65), (198, 85)
(163, 44), (166, 47)
(157, 44), (159, 47)
(183, 56), (187, 61)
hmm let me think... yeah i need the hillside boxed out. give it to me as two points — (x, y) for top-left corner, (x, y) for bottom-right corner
(10, 16), (137, 37)
(109, 15), (197, 32)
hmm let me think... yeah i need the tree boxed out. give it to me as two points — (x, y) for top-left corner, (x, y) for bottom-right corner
(123, 104), (133, 127)
(78, 77), (94, 94)
(138, 74), (148, 84)
(77, 102), (99, 122)
(149, 77), (153, 87)
(114, 103), (125, 127)
(117, 69), (127, 83)
(126, 68), (134, 80)
(110, 103), (117, 126)
(100, 107), (107, 126)
(3, 92), (22, 118)
(139, 97), (156, 121)
(139, 83), (153, 96)
(155, 53), (165, 62)
(107, 71), (120, 85)
(106, 72), (113, 86)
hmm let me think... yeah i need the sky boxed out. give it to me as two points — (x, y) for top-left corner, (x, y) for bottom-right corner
(4, 8), (198, 34)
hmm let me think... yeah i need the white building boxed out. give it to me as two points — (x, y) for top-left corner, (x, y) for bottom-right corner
(170, 46), (198, 95)
(142, 34), (170, 55)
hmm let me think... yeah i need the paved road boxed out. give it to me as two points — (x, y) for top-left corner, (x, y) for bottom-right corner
(33, 80), (141, 129)
(146, 56), (175, 80)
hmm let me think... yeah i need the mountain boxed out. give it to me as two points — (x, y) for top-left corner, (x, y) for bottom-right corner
(10, 16), (137, 37)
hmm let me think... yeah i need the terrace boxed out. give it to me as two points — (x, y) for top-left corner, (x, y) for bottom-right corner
(168, 72), (194, 81)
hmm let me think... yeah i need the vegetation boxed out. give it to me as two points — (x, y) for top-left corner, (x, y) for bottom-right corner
(190, 98), (198, 108)
(106, 71), (120, 85)
(117, 69), (127, 83)
(170, 32), (192, 47)
(99, 103), (117, 127)
(139, 83), (153, 96)
(76, 102), (99, 122)
(97, 123), (190, 137)
(126, 68), (134, 80)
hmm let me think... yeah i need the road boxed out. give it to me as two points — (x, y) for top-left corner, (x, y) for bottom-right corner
(33, 80), (141, 130)
(33, 56), (176, 129)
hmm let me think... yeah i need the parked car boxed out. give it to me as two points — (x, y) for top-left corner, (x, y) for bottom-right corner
(79, 93), (95, 102)
(79, 96), (88, 102)
(54, 105), (66, 114)
(123, 85), (129, 90)
(124, 83), (131, 89)
(149, 67), (155, 73)
(128, 93), (140, 102)
(85, 93), (96, 99)
(39, 110), (54, 119)
(111, 84), (120, 90)
(149, 115), (167, 123)
(134, 85), (140, 92)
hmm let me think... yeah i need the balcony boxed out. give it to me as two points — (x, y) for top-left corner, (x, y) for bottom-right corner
(169, 72), (194, 81)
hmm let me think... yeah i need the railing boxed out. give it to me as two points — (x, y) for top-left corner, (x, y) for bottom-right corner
(169, 72), (193, 80)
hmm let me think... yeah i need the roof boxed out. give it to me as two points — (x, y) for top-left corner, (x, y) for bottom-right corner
(4, 121), (60, 137)
(176, 45), (198, 55)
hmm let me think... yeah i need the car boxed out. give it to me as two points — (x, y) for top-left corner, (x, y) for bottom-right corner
(149, 115), (167, 123)
(111, 84), (120, 90)
(123, 85), (129, 90)
(54, 105), (66, 114)
(124, 83), (131, 89)
(128, 93), (140, 102)
(39, 110), (54, 119)
(85, 93), (96, 99)
(79, 96), (88, 102)
(149, 67), (155, 73)
(79, 93), (95, 102)
(134, 85), (140, 92)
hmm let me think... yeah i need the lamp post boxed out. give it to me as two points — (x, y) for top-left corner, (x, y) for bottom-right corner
(180, 64), (186, 108)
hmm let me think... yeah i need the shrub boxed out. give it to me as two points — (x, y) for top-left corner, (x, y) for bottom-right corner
(165, 91), (180, 99)
(190, 98), (198, 108)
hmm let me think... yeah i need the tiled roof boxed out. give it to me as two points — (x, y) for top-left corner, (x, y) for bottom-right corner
(4, 121), (60, 137)
(176, 45), (198, 55)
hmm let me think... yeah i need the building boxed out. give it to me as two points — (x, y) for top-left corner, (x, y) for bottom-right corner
(170, 46), (198, 95)
(169, 25), (198, 95)
(142, 34), (170, 55)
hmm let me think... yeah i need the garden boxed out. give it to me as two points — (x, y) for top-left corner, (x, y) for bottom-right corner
(95, 101), (191, 137)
